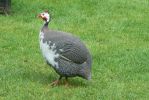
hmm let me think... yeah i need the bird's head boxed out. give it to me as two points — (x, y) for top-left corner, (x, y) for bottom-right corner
(38, 10), (50, 23)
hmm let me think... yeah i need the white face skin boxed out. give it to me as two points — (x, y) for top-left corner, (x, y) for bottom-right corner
(39, 12), (50, 22)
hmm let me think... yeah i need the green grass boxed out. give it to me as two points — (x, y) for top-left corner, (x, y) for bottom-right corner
(0, 0), (149, 99)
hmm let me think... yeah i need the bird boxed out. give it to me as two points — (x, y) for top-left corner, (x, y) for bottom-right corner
(37, 11), (92, 86)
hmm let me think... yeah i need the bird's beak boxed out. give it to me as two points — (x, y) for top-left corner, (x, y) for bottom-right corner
(37, 14), (42, 18)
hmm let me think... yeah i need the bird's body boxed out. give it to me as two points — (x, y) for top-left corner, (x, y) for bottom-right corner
(38, 11), (92, 85)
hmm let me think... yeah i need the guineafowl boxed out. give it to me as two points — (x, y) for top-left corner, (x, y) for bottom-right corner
(38, 11), (92, 86)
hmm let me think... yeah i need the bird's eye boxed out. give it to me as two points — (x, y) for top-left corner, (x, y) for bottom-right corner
(42, 14), (44, 16)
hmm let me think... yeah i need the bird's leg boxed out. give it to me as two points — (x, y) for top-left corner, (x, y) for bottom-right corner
(50, 76), (62, 86)
(64, 77), (69, 86)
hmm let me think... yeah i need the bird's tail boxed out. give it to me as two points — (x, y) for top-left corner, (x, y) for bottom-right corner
(86, 52), (92, 70)
(79, 53), (92, 80)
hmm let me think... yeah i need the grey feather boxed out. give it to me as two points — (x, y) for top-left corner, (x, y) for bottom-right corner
(43, 30), (88, 64)
(40, 21), (92, 80)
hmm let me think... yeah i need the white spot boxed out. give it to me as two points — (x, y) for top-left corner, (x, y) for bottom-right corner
(51, 43), (56, 49)
(39, 31), (59, 68)
(59, 49), (63, 52)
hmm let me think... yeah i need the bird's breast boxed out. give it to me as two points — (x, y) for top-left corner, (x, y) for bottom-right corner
(39, 31), (59, 68)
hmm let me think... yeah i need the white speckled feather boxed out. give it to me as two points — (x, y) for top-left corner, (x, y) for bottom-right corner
(39, 31), (59, 68)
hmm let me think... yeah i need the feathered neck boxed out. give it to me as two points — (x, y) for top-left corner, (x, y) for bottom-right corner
(41, 21), (49, 32)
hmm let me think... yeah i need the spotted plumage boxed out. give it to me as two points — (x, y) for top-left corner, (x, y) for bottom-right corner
(38, 11), (92, 85)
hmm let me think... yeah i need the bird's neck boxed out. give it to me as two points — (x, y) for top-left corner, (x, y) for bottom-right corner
(41, 21), (49, 32)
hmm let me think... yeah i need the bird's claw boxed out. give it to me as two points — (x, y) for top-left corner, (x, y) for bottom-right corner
(50, 80), (60, 86)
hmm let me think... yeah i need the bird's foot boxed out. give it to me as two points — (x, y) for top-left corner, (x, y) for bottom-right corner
(50, 80), (60, 86)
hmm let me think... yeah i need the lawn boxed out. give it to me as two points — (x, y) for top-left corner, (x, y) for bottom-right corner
(0, 0), (149, 100)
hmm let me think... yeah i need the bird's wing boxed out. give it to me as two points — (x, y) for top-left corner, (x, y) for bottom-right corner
(58, 40), (88, 64)
(43, 30), (88, 64)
